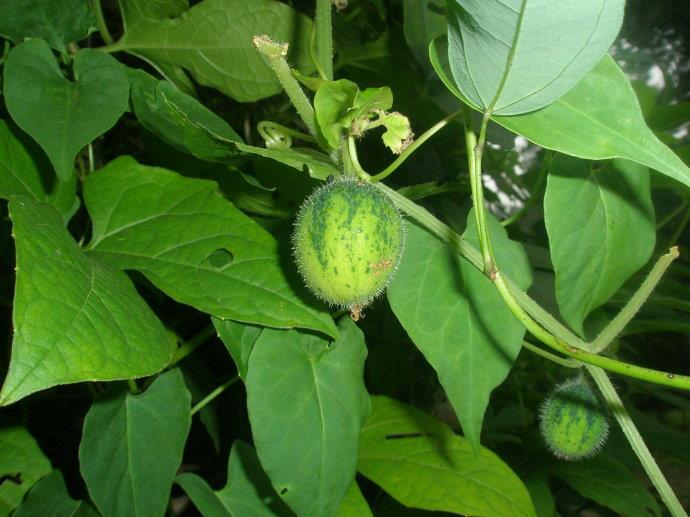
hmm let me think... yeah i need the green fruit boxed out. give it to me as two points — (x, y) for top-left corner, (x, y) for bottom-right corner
(538, 377), (609, 460)
(292, 177), (405, 313)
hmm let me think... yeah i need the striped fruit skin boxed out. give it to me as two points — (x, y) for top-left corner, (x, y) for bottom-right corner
(538, 378), (609, 460)
(292, 177), (404, 309)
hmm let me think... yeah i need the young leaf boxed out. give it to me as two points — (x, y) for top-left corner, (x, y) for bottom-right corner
(376, 111), (413, 154)
(446, 0), (624, 115)
(3, 40), (129, 181)
(552, 454), (661, 517)
(387, 214), (531, 448)
(246, 318), (371, 517)
(176, 440), (292, 517)
(0, 425), (51, 515)
(357, 396), (536, 517)
(0, 197), (173, 406)
(431, 40), (690, 189)
(13, 470), (98, 517)
(314, 79), (360, 149)
(79, 369), (191, 517)
(83, 156), (337, 338)
(212, 317), (262, 381)
(116, 0), (315, 102)
(544, 157), (655, 336)
(0, 0), (95, 53)
(0, 120), (78, 222)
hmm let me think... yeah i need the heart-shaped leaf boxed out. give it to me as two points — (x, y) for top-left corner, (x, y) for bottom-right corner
(0, 197), (173, 406)
(3, 39), (129, 181)
(447, 0), (624, 115)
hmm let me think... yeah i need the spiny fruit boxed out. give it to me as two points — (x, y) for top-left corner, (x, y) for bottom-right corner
(292, 176), (405, 317)
(538, 377), (609, 460)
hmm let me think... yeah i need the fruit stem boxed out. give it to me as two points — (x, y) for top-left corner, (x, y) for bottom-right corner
(592, 247), (679, 353)
(314, 0), (334, 81)
(587, 366), (688, 517)
(253, 36), (318, 140)
(371, 110), (463, 182)
(347, 136), (372, 181)
(191, 375), (241, 415)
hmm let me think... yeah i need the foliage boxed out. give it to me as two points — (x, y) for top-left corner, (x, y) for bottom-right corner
(0, 0), (689, 516)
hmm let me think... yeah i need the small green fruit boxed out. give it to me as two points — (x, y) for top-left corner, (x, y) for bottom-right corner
(292, 177), (405, 314)
(538, 377), (609, 460)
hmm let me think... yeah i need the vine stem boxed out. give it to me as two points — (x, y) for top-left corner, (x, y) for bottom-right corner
(371, 111), (463, 182)
(91, 0), (114, 46)
(191, 375), (240, 415)
(253, 36), (318, 139)
(521, 341), (579, 368)
(592, 247), (679, 352)
(347, 136), (371, 180)
(314, 0), (334, 80)
(169, 325), (216, 367)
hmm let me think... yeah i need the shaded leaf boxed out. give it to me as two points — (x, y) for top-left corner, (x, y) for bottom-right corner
(544, 157), (655, 335)
(387, 213), (531, 448)
(552, 454), (660, 517)
(335, 481), (372, 517)
(403, 0), (446, 73)
(13, 470), (98, 517)
(0, 0), (95, 53)
(176, 440), (292, 517)
(0, 424), (51, 516)
(84, 156), (337, 337)
(212, 317), (262, 381)
(357, 396), (536, 517)
(3, 40), (129, 181)
(116, 0), (314, 102)
(314, 80), (360, 149)
(0, 197), (172, 405)
(79, 369), (191, 517)
(0, 120), (77, 222)
(246, 318), (370, 516)
(431, 41), (690, 189)
(447, 0), (624, 115)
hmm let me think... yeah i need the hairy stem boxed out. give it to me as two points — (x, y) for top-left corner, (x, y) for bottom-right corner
(521, 341), (580, 368)
(253, 36), (317, 139)
(592, 247), (679, 352)
(314, 0), (334, 80)
(347, 136), (372, 180)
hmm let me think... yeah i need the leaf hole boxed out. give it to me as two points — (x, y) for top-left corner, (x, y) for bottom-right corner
(385, 433), (434, 440)
(0, 473), (22, 486)
(280, 487), (288, 495)
(204, 248), (234, 269)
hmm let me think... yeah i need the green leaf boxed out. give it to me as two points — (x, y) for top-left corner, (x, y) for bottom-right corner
(0, 0), (95, 53)
(314, 80), (360, 149)
(552, 454), (661, 517)
(0, 197), (172, 405)
(13, 470), (98, 517)
(336, 481), (372, 517)
(79, 369), (191, 517)
(83, 156), (337, 337)
(212, 317), (261, 381)
(0, 120), (78, 222)
(447, 0), (624, 115)
(544, 157), (655, 335)
(246, 318), (371, 517)
(128, 68), (242, 162)
(431, 40), (690, 189)
(0, 424), (51, 516)
(3, 40), (129, 181)
(403, 0), (446, 73)
(357, 396), (536, 517)
(176, 440), (292, 517)
(130, 72), (338, 180)
(116, 0), (314, 102)
(387, 214), (531, 448)
(647, 101), (690, 132)
(120, 0), (189, 22)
